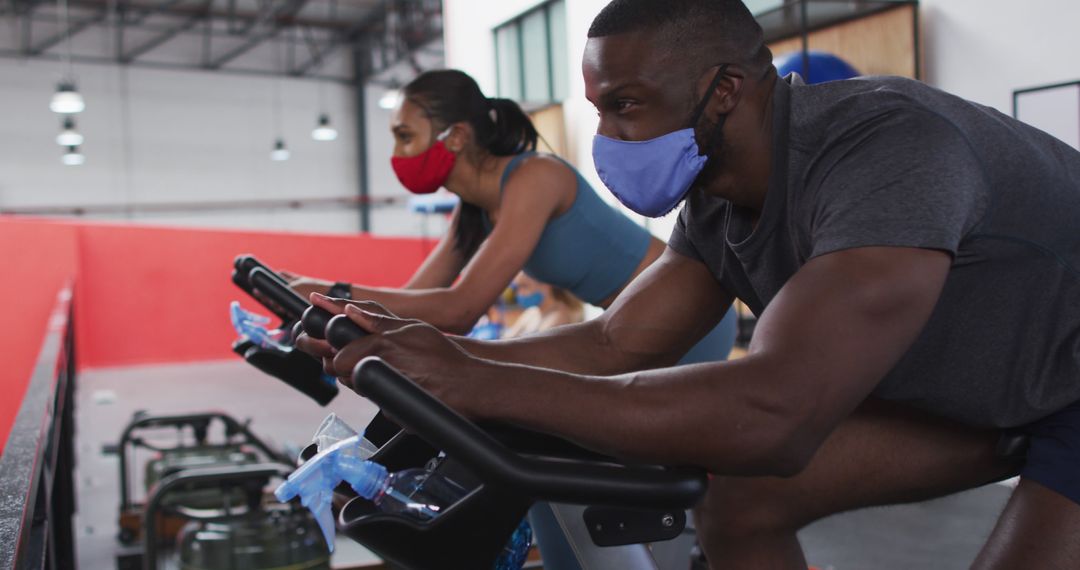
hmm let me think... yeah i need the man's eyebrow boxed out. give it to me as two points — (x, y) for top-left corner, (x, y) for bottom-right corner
(597, 81), (643, 103)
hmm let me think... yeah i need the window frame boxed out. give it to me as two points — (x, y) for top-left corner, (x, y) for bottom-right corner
(493, 0), (565, 106)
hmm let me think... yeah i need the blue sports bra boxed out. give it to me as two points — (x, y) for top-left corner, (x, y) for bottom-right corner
(482, 152), (652, 305)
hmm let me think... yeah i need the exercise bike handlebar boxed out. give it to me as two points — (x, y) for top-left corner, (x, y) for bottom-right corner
(248, 267), (310, 322)
(232, 255), (367, 346)
(351, 358), (707, 510)
(232, 255), (280, 293)
(299, 306), (369, 347)
(232, 255), (298, 321)
(325, 314), (367, 348)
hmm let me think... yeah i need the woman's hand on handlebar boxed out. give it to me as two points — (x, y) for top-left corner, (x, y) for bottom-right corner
(281, 270), (334, 299)
(328, 303), (482, 415)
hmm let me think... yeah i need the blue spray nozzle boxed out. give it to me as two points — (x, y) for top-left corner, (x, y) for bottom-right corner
(274, 434), (382, 552)
(274, 467), (336, 551)
(230, 301), (292, 353)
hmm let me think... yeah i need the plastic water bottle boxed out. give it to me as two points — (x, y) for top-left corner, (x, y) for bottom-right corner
(348, 461), (466, 520)
(276, 431), (532, 568)
(346, 462), (531, 568)
(311, 413), (378, 458)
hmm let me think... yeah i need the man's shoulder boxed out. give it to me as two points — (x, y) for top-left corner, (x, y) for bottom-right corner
(789, 76), (943, 139)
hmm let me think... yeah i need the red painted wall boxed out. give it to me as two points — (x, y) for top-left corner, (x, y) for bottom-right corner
(0, 219), (78, 449)
(1, 217), (432, 447)
(73, 222), (431, 368)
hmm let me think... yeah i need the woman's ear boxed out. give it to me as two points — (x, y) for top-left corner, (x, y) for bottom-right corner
(444, 122), (473, 153)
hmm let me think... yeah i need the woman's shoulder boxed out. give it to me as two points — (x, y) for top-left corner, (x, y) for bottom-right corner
(506, 152), (579, 181)
(501, 152), (579, 200)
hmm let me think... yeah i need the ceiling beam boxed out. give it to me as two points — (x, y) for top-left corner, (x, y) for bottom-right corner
(291, 0), (442, 78)
(127, 0), (185, 26)
(204, 0), (309, 69)
(119, 4), (207, 63)
(0, 47), (354, 83)
(27, 9), (107, 55)
(64, 0), (352, 30)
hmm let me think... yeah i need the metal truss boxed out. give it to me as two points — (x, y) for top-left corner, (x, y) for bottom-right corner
(1, 0), (443, 82)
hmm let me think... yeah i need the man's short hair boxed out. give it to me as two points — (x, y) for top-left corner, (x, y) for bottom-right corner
(588, 0), (772, 75)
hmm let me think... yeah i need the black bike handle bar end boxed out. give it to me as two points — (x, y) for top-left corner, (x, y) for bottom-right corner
(301, 305), (334, 340)
(326, 313), (368, 349)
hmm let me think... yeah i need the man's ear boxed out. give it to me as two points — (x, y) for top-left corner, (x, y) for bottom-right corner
(703, 67), (745, 122)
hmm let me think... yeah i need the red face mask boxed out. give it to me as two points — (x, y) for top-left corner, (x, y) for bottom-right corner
(391, 128), (456, 194)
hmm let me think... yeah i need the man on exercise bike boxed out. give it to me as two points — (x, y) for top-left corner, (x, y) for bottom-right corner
(298, 0), (1080, 567)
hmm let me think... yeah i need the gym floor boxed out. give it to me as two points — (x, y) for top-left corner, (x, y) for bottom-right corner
(74, 361), (1013, 570)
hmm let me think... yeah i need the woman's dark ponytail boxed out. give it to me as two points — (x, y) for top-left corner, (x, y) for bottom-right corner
(402, 71), (538, 260)
(484, 97), (538, 155)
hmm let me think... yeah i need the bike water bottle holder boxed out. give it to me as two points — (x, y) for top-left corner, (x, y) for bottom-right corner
(332, 358), (708, 570)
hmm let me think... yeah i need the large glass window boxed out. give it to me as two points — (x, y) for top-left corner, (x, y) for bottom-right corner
(494, 0), (567, 106)
(495, 25), (522, 101)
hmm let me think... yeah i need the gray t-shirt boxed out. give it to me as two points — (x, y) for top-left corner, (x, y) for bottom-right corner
(669, 74), (1080, 428)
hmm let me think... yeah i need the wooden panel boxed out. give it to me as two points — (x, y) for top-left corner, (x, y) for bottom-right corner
(528, 104), (568, 158)
(769, 4), (917, 78)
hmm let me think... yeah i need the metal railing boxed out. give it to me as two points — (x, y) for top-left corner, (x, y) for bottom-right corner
(0, 285), (78, 570)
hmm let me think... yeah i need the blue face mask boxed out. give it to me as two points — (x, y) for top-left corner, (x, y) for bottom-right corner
(516, 291), (544, 309)
(592, 65), (730, 217)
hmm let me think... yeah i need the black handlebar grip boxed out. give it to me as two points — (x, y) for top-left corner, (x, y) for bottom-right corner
(248, 267), (309, 320)
(233, 255), (268, 287)
(301, 306), (334, 340)
(232, 255), (256, 290)
(233, 255), (290, 292)
(326, 314), (367, 349)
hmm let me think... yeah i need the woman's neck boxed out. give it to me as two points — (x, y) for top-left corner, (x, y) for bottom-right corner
(444, 153), (516, 214)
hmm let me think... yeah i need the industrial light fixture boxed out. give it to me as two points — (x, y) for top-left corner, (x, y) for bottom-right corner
(270, 138), (290, 161)
(311, 113), (338, 141)
(56, 116), (84, 146)
(50, 82), (85, 114)
(309, 3), (338, 144)
(267, 35), (291, 161)
(378, 88), (401, 110)
(50, 0), (84, 114)
(61, 146), (85, 166)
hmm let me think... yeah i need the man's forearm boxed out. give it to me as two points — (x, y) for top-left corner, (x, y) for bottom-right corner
(461, 354), (806, 476)
(453, 319), (656, 376)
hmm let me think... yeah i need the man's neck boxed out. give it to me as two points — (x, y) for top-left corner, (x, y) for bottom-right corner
(705, 74), (777, 215)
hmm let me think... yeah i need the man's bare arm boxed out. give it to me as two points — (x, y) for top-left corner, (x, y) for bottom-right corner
(338, 247), (950, 476)
(456, 247), (733, 375)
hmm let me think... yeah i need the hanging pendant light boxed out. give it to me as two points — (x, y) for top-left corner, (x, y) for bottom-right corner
(270, 138), (290, 161)
(50, 0), (84, 114)
(50, 82), (85, 115)
(309, 2), (338, 144)
(62, 145), (85, 166)
(267, 34), (291, 161)
(56, 116), (84, 146)
(311, 114), (338, 141)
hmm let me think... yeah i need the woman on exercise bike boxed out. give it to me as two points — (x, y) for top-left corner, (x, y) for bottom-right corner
(286, 69), (735, 363)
